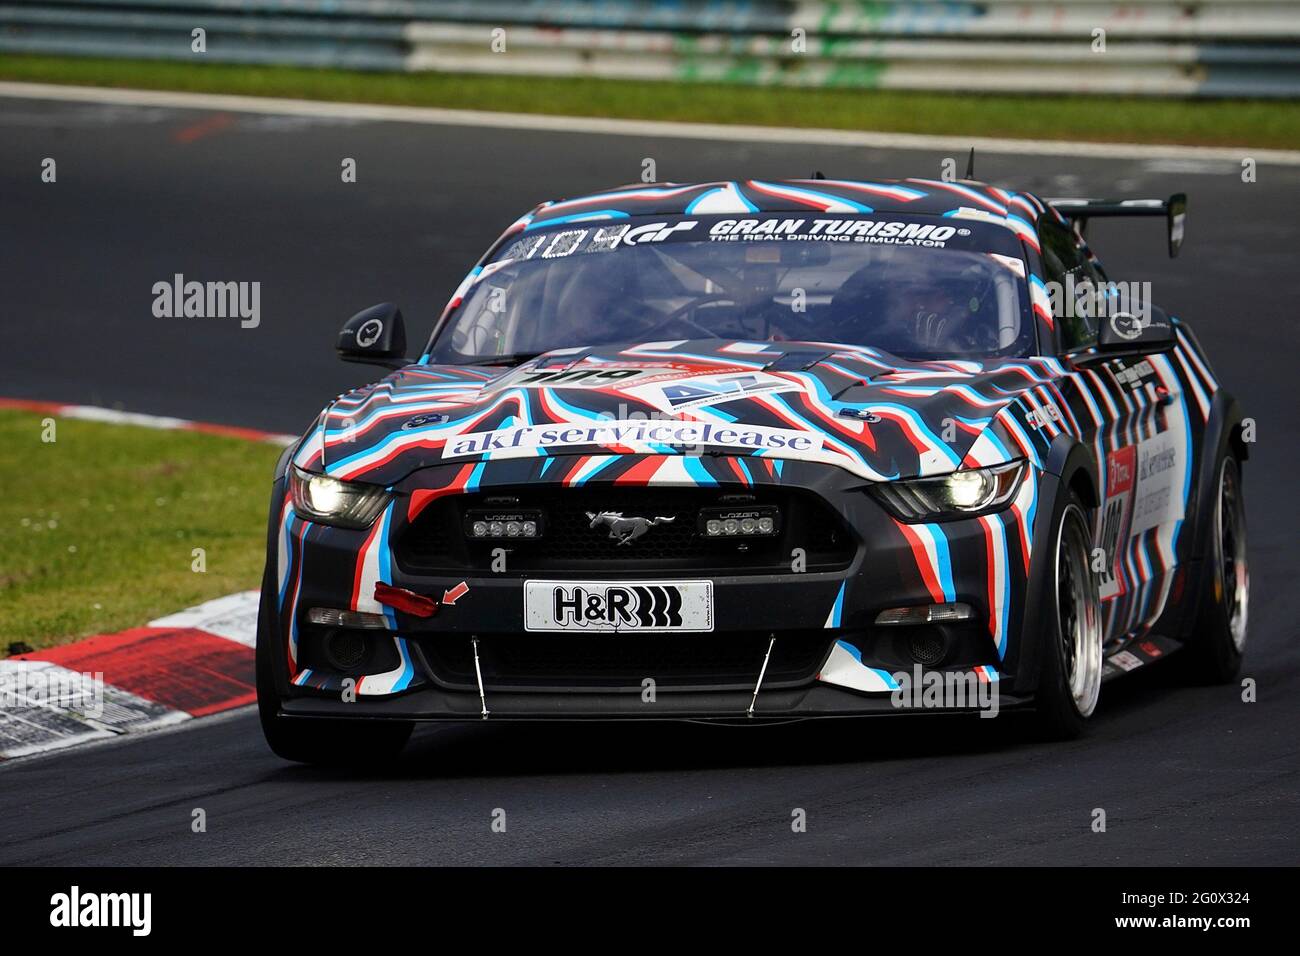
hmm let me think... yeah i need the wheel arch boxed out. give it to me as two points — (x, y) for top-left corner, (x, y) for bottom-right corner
(1171, 388), (1248, 644)
(1005, 435), (1098, 697)
(1190, 388), (1248, 563)
(1044, 434), (1100, 509)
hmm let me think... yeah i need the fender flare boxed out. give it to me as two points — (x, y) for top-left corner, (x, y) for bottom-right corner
(257, 472), (294, 696)
(1007, 435), (1098, 697)
(1187, 388), (1248, 567)
(273, 441), (295, 481)
(1174, 388), (1247, 642)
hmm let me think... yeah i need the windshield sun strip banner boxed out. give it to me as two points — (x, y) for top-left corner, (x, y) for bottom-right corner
(491, 213), (1027, 272)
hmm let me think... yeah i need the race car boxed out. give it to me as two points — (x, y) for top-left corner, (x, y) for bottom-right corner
(255, 177), (1249, 763)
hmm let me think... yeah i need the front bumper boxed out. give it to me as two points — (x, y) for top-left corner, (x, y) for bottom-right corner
(263, 453), (1044, 720)
(280, 682), (1030, 722)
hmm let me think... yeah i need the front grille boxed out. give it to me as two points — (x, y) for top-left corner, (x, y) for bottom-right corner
(414, 631), (835, 691)
(398, 485), (855, 574)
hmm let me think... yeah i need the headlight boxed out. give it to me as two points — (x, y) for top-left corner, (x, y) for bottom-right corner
(289, 466), (390, 529)
(871, 461), (1027, 521)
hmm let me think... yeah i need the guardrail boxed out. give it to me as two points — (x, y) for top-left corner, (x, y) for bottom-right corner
(2, 1), (1298, 97)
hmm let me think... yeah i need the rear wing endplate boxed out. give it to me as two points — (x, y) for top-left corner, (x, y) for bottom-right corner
(1046, 193), (1187, 258)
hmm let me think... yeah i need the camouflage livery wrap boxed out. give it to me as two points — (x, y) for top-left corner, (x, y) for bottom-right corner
(257, 179), (1237, 721)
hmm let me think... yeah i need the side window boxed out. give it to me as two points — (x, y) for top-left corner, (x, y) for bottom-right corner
(1038, 218), (1103, 350)
(451, 268), (534, 356)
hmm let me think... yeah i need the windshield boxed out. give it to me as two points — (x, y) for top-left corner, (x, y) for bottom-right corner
(427, 214), (1034, 364)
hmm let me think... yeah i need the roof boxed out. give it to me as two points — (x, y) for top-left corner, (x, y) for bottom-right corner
(525, 178), (1052, 230)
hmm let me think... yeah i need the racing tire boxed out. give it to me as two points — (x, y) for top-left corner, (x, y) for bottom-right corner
(1032, 491), (1105, 740)
(255, 572), (413, 766)
(1183, 455), (1248, 684)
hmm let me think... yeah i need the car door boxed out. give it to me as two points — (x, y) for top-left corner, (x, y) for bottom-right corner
(1038, 217), (1186, 643)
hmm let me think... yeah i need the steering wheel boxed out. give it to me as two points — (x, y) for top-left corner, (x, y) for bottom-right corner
(639, 293), (738, 340)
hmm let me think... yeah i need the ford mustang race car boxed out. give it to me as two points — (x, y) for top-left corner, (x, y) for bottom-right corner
(255, 177), (1249, 763)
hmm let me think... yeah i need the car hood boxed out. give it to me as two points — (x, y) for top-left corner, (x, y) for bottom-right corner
(301, 340), (1058, 486)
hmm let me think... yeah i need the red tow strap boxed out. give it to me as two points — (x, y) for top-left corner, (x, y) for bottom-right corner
(373, 582), (438, 618)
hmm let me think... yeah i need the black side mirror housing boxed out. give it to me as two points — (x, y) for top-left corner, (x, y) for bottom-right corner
(337, 303), (408, 368)
(1096, 303), (1176, 355)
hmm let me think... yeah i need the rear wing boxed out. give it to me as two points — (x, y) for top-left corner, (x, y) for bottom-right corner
(1046, 193), (1187, 258)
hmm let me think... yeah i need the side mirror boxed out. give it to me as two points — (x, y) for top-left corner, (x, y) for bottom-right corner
(337, 303), (408, 368)
(1097, 303), (1175, 355)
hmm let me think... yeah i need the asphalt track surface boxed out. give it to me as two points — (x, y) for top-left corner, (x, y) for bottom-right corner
(1, 95), (1298, 865)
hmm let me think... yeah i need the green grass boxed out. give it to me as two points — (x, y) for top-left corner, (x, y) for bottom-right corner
(0, 410), (281, 651)
(3, 53), (1299, 149)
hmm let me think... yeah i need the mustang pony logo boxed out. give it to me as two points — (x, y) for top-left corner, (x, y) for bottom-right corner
(586, 511), (676, 545)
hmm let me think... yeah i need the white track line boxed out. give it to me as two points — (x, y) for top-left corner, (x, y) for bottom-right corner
(0, 703), (256, 771)
(150, 591), (259, 648)
(2, 81), (1298, 165)
(0, 590), (259, 762)
(8, 399), (298, 445)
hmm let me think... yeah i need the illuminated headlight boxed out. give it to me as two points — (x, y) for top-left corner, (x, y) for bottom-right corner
(699, 506), (780, 537)
(289, 466), (390, 529)
(465, 510), (543, 539)
(872, 461), (1027, 521)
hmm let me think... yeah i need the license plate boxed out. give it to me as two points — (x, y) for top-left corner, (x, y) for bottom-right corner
(523, 580), (714, 633)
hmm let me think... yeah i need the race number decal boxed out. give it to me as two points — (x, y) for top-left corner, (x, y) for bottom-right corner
(524, 580), (713, 632)
(1097, 446), (1136, 601)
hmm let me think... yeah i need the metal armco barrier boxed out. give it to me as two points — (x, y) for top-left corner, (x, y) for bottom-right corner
(2, 0), (1298, 97)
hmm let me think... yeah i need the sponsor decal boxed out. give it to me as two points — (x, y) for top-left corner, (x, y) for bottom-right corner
(484, 362), (759, 394)
(1105, 636), (1179, 678)
(403, 413), (449, 429)
(622, 220), (699, 245)
(1110, 650), (1144, 672)
(442, 419), (821, 459)
(1025, 402), (1063, 430)
(492, 214), (1005, 270)
(1109, 312), (1146, 341)
(1131, 430), (1184, 535)
(653, 372), (799, 410)
(1113, 359), (1155, 389)
(1097, 445), (1137, 600)
(355, 318), (384, 348)
(524, 580), (713, 632)
(708, 217), (958, 247)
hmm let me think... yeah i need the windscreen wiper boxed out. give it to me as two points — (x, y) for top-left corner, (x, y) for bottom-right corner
(462, 352), (545, 367)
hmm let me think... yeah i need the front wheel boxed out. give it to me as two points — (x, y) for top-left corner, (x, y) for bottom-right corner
(1033, 494), (1104, 740)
